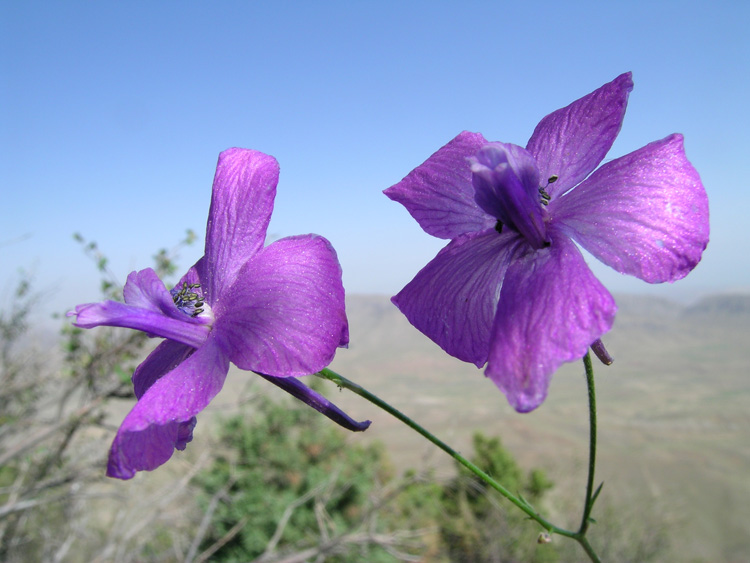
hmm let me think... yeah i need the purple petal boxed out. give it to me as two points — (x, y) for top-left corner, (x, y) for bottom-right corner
(486, 235), (616, 413)
(470, 143), (548, 249)
(203, 148), (280, 304)
(526, 73), (633, 199)
(121, 269), (210, 323)
(132, 339), (194, 399)
(550, 134), (709, 283)
(174, 417), (198, 450)
(107, 336), (229, 479)
(256, 373), (371, 432)
(384, 131), (496, 239)
(215, 234), (348, 376)
(392, 229), (526, 367)
(176, 261), (203, 287)
(70, 269), (211, 348)
(130, 341), (196, 460)
(173, 259), (205, 295)
(70, 300), (210, 349)
(122, 269), (178, 314)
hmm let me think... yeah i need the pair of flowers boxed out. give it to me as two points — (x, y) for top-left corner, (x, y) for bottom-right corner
(71, 73), (709, 479)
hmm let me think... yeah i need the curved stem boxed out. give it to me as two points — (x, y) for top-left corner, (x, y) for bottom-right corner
(316, 368), (574, 539)
(316, 358), (603, 563)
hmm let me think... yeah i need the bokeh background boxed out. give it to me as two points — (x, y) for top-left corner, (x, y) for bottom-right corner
(2, 0), (747, 316)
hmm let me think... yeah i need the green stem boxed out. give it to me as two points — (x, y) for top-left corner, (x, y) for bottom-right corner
(579, 351), (599, 535)
(317, 368), (570, 538)
(577, 534), (601, 563)
(569, 351), (602, 562)
(316, 358), (602, 563)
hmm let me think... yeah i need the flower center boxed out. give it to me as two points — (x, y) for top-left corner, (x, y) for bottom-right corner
(470, 142), (551, 249)
(171, 282), (206, 318)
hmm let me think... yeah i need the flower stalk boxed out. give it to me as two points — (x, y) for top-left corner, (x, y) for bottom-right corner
(316, 359), (603, 562)
(580, 351), (600, 535)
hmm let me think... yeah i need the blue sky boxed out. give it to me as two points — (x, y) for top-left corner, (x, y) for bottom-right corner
(2, 1), (747, 318)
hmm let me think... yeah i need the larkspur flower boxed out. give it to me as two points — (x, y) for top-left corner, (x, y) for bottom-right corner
(385, 73), (709, 413)
(70, 148), (369, 479)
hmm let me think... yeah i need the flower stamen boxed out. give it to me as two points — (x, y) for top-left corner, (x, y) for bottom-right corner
(538, 175), (557, 206)
(171, 282), (205, 317)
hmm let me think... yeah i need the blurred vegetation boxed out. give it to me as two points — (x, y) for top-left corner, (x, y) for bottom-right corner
(0, 231), (196, 561)
(437, 433), (557, 563)
(0, 230), (672, 562)
(193, 388), (560, 562)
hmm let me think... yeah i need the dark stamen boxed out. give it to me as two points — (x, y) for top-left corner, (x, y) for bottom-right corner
(538, 175), (558, 206)
(539, 186), (551, 206)
(171, 282), (205, 317)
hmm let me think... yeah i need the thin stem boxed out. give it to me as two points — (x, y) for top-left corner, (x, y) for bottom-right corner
(577, 535), (601, 563)
(579, 351), (598, 535)
(316, 360), (604, 563)
(316, 368), (575, 539)
(568, 351), (602, 563)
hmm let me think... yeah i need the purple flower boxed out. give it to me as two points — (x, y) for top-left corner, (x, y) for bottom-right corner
(69, 148), (368, 479)
(385, 73), (709, 413)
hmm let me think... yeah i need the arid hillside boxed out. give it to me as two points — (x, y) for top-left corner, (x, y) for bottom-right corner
(270, 292), (749, 562)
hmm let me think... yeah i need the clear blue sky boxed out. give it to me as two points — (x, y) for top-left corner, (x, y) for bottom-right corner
(2, 1), (747, 318)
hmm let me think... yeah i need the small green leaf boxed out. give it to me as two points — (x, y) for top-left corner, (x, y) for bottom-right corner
(591, 481), (604, 507)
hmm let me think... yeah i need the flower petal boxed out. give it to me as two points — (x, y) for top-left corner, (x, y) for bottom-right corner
(107, 336), (229, 479)
(216, 234), (348, 376)
(203, 148), (280, 304)
(384, 131), (496, 239)
(132, 339), (194, 399)
(256, 373), (371, 432)
(122, 269), (176, 313)
(526, 73), (633, 199)
(176, 259), (203, 288)
(70, 269), (210, 348)
(550, 134), (709, 283)
(120, 268), (209, 322)
(486, 236), (616, 412)
(392, 229), (526, 367)
(70, 299), (209, 349)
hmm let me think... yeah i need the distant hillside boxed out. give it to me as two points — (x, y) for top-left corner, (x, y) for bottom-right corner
(315, 292), (750, 563)
(33, 291), (750, 562)
(682, 293), (750, 321)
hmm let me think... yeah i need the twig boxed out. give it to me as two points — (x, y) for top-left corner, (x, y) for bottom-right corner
(185, 475), (237, 563)
(257, 479), (334, 561)
(194, 516), (249, 563)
